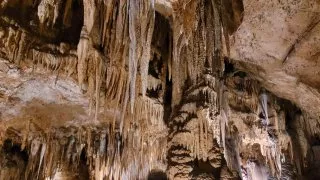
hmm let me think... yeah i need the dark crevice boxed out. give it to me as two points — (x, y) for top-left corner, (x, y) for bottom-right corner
(150, 11), (173, 125)
(146, 86), (162, 99)
(0, 139), (28, 176)
(192, 158), (218, 178)
(221, 0), (244, 34)
(163, 73), (173, 125)
(148, 55), (163, 79)
(224, 58), (235, 75)
(78, 147), (90, 180)
(57, 0), (84, 46)
(148, 169), (168, 180)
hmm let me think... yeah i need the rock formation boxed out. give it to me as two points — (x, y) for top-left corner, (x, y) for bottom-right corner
(0, 0), (320, 179)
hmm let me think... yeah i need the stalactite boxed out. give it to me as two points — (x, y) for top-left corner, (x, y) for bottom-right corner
(245, 162), (269, 180)
(221, 110), (227, 163)
(77, 27), (89, 90)
(260, 90), (269, 126)
(37, 0), (49, 27)
(95, 52), (103, 121)
(37, 143), (46, 179)
(127, 0), (155, 113)
(128, 0), (138, 114)
(0, 126), (166, 179)
(31, 49), (77, 75)
(15, 31), (27, 65)
(63, 0), (73, 26)
(140, 0), (155, 98)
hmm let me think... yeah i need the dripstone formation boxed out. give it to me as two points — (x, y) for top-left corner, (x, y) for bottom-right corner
(1, 0), (320, 179)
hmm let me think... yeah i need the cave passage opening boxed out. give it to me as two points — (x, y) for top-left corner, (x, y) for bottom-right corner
(147, 11), (173, 125)
(0, 139), (29, 178)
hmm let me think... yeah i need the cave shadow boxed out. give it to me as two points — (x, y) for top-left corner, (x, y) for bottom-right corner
(147, 170), (168, 180)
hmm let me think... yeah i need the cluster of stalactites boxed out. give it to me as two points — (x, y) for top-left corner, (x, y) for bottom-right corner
(0, 26), (28, 65)
(219, 78), (319, 179)
(36, 0), (78, 30)
(0, 2), (167, 178)
(1, 0), (159, 127)
(220, 85), (296, 180)
(76, 0), (157, 128)
(166, 0), (238, 178)
(170, 0), (224, 108)
(0, 126), (167, 180)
